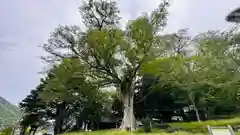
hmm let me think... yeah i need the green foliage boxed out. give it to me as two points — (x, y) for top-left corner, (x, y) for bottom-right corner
(135, 128), (165, 133)
(0, 127), (13, 135)
(40, 57), (89, 103)
(141, 117), (152, 133)
(19, 79), (48, 133)
(42, 0), (172, 95)
(141, 27), (240, 121)
(25, 127), (31, 135)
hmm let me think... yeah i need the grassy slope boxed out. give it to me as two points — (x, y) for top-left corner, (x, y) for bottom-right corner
(170, 117), (240, 128)
(169, 117), (240, 133)
(62, 117), (240, 135)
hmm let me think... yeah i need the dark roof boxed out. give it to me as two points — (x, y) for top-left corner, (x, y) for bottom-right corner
(226, 7), (240, 22)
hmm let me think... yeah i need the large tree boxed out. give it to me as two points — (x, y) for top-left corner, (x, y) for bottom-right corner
(142, 26), (240, 122)
(42, 0), (171, 130)
(40, 57), (111, 134)
(19, 79), (50, 135)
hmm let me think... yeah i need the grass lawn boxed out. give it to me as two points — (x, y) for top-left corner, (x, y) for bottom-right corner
(61, 117), (240, 135)
(2, 117), (240, 135)
(61, 130), (240, 135)
(61, 130), (206, 135)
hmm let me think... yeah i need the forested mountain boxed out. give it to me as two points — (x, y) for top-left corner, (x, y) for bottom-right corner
(0, 96), (20, 128)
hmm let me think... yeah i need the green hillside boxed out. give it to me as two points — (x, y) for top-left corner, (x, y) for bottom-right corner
(0, 97), (21, 128)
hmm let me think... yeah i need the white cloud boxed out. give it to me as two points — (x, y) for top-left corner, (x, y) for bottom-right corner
(166, 0), (240, 34)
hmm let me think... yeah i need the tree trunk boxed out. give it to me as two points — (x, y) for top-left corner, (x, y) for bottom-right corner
(32, 128), (37, 135)
(120, 92), (136, 130)
(54, 103), (65, 135)
(76, 119), (82, 130)
(11, 119), (21, 135)
(189, 95), (201, 122)
(194, 105), (201, 122)
(20, 126), (27, 135)
(28, 128), (32, 135)
(84, 121), (88, 131)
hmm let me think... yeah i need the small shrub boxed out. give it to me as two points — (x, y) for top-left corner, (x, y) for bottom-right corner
(141, 117), (152, 133)
(25, 127), (31, 135)
(0, 127), (13, 135)
(135, 128), (145, 133)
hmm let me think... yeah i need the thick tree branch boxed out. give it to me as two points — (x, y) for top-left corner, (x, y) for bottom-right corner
(89, 7), (103, 30)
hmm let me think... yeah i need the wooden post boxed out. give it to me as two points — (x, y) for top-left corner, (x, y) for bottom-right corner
(228, 125), (235, 135)
(207, 125), (213, 135)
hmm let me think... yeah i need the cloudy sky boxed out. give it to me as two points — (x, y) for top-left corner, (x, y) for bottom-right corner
(0, 0), (239, 105)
